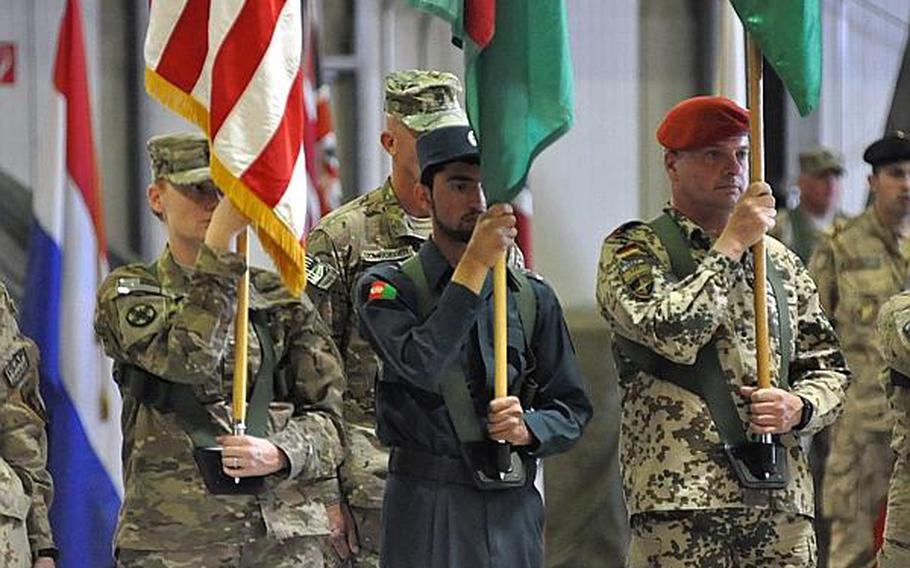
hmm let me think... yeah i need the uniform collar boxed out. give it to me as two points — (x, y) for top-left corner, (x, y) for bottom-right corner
(664, 205), (715, 250)
(418, 240), (517, 298)
(381, 179), (432, 241)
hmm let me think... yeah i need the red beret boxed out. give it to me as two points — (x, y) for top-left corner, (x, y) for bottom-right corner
(657, 96), (750, 151)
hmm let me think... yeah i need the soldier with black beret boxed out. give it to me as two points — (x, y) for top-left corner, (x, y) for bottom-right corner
(809, 130), (910, 568)
(357, 124), (591, 568)
(867, 131), (910, 568)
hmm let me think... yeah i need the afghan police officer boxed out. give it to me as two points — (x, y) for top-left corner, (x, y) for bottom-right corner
(304, 69), (471, 567)
(93, 133), (346, 567)
(770, 146), (846, 263)
(809, 131), (910, 568)
(598, 96), (850, 567)
(0, 280), (57, 568)
(357, 124), (592, 568)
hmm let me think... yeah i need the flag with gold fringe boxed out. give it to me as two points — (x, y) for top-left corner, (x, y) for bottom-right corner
(144, 0), (309, 293)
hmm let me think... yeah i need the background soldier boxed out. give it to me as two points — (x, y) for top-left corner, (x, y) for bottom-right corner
(0, 279), (56, 568)
(304, 69), (470, 567)
(598, 96), (850, 567)
(771, 147), (846, 263)
(357, 124), (592, 567)
(815, 131), (910, 568)
(94, 133), (346, 567)
(877, 223), (910, 568)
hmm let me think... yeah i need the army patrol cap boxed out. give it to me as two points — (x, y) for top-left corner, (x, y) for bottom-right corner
(800, 147), (845, 176)
(384, 69), (468, 133)
(864, 131), (910, 168)
(147, 132), (212, 186)
(417, 125), (480, 187)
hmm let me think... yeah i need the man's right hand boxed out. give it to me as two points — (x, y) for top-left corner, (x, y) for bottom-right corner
(452, 204), (517, 294)
(714, 181), (776, 260)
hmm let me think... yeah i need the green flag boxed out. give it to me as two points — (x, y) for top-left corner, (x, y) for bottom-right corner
(731, 0), (822, 116)
(404, 0), (574, 203)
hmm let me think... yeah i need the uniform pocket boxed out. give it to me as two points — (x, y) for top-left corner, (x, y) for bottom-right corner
(0, 462), (30, 521)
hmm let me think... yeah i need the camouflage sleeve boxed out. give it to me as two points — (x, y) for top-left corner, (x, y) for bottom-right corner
(878, 292), (910, 377)
(785, 251), (850, 435)
(268, 293), (345, 501)
(807, 235), (838, 319)
(595, 224), (742, 364)
(305, 227), (350, 352)
(94, 245), (244, 391)
(0, 285), (55, 554)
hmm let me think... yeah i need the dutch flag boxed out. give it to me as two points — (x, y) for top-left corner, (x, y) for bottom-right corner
(21, 0), (123, 566)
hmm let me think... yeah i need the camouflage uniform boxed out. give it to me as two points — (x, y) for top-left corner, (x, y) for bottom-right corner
(304, 69), (468, 568)
(809, 206), (909, 568)
(95, 132), (347, 568)
(597, 206), (850, 567)
(877, 293), (910, 568)
(0, 281), (55, 567)
(770, 147), (846, 264)
(769, 208), (841, 264)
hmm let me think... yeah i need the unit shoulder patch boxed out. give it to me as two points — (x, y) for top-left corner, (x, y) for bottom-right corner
(305, 255), (340, 291)
(3, 347), (29, 388)
(616, 243), (656, 300)
(126, 303), (158, 328)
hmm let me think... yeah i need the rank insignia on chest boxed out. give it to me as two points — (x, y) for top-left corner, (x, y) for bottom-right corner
(126, 303), (158, 327)
(3, 347), (28, 388)
(368, 281), (397, 301)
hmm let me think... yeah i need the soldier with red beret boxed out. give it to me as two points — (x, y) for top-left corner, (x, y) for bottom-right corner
(596, 96), (850, 566)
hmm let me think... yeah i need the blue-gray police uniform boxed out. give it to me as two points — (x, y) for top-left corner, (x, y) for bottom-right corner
(357, 240), (592, 568)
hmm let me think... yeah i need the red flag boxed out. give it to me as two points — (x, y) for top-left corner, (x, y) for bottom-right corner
(302, 4), (342, 229)
(513, 188), (533, 269)
(145, 0), (309, 293)
(465, 0), (496, 49)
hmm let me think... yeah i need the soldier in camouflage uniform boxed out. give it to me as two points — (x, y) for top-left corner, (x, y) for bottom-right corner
(809, 132), (910, 568)
(878, 300), (910, 566)
(0, 280), (57, 568)
(598, 96), (850, 567)
(94, 133), (347, 568)
(304, 69), (470, 568)
(770, 147), (845, 263)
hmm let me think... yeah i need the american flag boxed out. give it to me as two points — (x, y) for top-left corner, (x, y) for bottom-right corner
(144, 0), (309, 293)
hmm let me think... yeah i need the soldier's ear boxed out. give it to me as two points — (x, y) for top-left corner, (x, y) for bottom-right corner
(416, 181), (432, 211)
(380, 130), (395, 157)
(148, 182), (166, 220)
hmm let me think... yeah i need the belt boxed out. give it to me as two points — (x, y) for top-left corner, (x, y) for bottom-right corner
(388, 447), (476, 487)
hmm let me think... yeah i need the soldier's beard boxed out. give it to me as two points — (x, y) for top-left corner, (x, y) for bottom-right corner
(434, 217), (474, 243)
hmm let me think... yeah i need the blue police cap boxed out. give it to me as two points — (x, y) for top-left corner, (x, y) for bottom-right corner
(417, 125), (480, 186)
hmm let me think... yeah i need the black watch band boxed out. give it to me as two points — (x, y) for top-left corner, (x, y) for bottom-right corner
(794, 396), (814, 431)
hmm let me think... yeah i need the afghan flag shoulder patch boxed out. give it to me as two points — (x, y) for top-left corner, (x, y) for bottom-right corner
(369, 280), (398, 301)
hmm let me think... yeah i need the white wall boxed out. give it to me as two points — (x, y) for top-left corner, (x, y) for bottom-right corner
(816, 0), (909, 214)
(530, 0), (641, 310)
(0, 0), (101, 192)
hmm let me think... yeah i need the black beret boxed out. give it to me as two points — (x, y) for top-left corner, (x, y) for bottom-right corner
(417, 125), (480, 185)
(863, 131), (910, 167)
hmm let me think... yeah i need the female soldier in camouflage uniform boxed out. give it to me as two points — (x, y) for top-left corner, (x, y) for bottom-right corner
(94, 133), (347, 567)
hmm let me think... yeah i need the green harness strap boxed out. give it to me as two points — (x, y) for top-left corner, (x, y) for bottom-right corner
(121, 262), (278, 448)
(400, 255), (537, 444)
(788, 208), (815, 264)
(613, 213), (791, 446)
